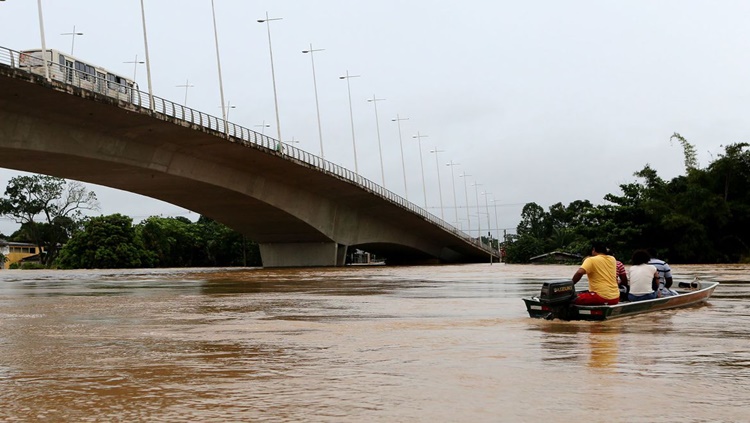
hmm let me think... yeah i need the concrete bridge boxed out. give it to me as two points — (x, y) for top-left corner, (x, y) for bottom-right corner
(0, 47), (498, 267)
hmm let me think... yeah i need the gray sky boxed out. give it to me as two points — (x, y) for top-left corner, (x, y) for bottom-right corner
(1, 0), (748, 238)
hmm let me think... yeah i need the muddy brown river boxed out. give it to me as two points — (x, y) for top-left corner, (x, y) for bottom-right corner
(0, 264), (747, 422)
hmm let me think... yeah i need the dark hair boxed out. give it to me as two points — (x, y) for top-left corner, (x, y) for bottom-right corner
(591, 241), (608, 254)
(647, 248), (658, 258)
(632, 249), (651, 266)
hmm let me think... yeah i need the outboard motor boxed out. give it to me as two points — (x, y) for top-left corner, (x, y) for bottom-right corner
(538, 280), (576, 320)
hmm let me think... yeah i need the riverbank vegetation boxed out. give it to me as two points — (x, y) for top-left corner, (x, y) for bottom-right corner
(504, 136), (750, 264)
(0, 176), (261, 268)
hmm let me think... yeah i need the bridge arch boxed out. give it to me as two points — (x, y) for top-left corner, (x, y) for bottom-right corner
(0, 60), (497, 267)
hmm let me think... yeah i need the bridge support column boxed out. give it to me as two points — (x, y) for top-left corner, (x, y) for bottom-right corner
(259, 242), (348, 268)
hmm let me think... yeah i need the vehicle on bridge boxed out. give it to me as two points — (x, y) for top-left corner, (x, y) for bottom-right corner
(19, 49), (137, 103)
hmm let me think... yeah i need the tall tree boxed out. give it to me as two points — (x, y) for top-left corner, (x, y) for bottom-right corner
(0, 175), (98, 265)
(670, 132), (699, 173)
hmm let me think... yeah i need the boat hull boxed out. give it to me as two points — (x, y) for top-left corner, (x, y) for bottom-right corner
(523, 281), (719, 321)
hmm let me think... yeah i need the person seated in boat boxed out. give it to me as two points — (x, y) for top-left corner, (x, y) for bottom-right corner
(616, 259), (629, 301)
(647, 248), (677, 297)
(627, 249), (660, 301)
(571, 241), (620, 305)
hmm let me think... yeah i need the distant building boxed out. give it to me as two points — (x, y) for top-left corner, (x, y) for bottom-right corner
(529, 251), (582, 264)
(0, 240), (42, 269)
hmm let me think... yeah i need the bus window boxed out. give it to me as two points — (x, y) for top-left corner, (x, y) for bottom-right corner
(75, 61), (95, 81)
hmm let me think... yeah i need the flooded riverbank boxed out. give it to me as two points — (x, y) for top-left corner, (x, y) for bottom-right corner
(1, 264), (747, 422)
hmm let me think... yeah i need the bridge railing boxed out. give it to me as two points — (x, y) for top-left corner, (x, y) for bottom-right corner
(0, 46), (497, 255)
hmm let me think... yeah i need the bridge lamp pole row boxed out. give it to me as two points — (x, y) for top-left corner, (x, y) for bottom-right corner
(367, 96), (386, 187)
(430, 147), (445, 220)
(412, 132), (429, 209)
(302, 44), (325, 159)
(392, 115), (409, 201)
(61, 25), (83, 56)
(340, 71), (361, 174)
(257, 12), (283, 143)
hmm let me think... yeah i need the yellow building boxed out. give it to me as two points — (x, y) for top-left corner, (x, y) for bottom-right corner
(0, 240), (42, 269)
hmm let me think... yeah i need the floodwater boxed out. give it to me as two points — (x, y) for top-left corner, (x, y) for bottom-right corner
(0, 264), (748, 422)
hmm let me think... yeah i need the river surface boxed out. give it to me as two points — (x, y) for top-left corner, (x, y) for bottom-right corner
(0, 263), (748, 422)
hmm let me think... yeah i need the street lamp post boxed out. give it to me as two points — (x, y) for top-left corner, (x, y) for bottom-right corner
(302, 44), (325, 159)
(491, 197), (501, 246)
(257, 12), (283, 143)
(481, 191), (492, 245)
(255, 121), (271, 135)
(61, 25), (83, 55)
(430, 147), (445, 220)
(124, 54), (145, 81)
(139, 0), (154, 110)
(392, 115), (409, 200)
(209, 0), (227, 133)
(340, 71), (360, 173)
(33, 0), (50, 81)
(175, 79), (193, 105)
(412, 132), (429, 208)
(446, 161), (460, 225)
(458, 171), (472, 233)
(367, 95), (386, 186)
(285, 137), (300, 147)
(219, 101), (236, 120)
(472, 182), (483, 243)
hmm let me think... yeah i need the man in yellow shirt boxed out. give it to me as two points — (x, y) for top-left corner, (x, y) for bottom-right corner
(571, 241), (620, 305)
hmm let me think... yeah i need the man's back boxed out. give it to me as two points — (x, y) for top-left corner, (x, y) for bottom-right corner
(648, 257), (672, 284)
(581, 254), (619, 300)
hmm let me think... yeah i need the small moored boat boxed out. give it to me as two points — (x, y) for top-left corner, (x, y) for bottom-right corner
(523, 280), (719, 321)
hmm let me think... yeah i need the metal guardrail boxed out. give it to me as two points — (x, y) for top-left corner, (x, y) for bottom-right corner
(0, 46), (497, 256)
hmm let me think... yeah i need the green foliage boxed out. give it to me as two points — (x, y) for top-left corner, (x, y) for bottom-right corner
(136, 215), (261, 267)
(10, 262), (45, 270)
(0, 175), (98, 265)
(670, 132), (699, 172)
(56, 214), (151, 269)
(55, 214), (261, 269)
(504, 141), (750, 263)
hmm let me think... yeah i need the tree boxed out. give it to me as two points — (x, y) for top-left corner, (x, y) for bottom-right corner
(56, 214), (152, 269)
(137, 216), (200, 267)
(135, 215), (261, 267)
(670, 132), (699, 173)
(0, 175), (98, 265)
(194, 216), (262, 267)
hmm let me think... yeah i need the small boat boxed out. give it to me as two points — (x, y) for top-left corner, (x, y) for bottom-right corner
(523, 280), (719, 321)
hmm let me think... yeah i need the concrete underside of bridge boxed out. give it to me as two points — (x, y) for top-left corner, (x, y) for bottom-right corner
(0, 67), (496, 267)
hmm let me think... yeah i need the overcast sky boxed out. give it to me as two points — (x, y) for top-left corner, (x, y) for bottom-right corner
(2, 0), (749, 238)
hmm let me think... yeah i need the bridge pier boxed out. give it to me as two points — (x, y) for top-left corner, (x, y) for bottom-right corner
(259, 242), (348, 268)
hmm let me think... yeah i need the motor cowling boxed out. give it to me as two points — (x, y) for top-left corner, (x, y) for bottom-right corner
(539, 280), (576, 305)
